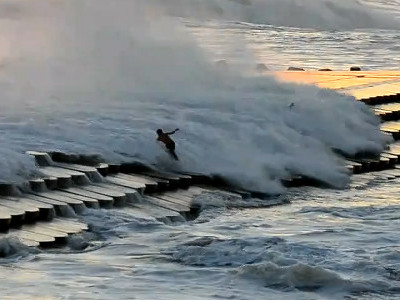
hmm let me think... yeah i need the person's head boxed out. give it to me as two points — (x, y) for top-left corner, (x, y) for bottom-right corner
(156, 129), (163, 135)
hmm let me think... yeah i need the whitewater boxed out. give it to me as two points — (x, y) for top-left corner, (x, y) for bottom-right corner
(1, 0), (400, 299)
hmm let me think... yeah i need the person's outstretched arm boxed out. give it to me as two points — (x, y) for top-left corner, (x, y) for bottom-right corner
(166, 128), (179, 135)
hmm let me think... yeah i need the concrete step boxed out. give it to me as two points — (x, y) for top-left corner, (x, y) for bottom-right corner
(115, 173), (167, 191)
(96, 163), (109, 176)
(23, 194), (73, 217)
(26, 151), (53, 166)
(380, 153), (398, 165)
(145, 171), (192, 187)
(7, 229), (56, 247)
(129, 202), (182, 221)
(0, 211), (11, 232)
(150, 194), (192, 212)
(79, 185), (126, 207)
(52, 162), (103, 182)
(51, 218), (88, 231)
(42, 166), (89, 185)
(346, 160), (364, 173)
(152, 193), (192, 209)
(92, 183), (141, 204)
(143, 195), (189, 213)
(384, 149), (400, 159)
(36, 221), (84, 235)
(43, 177), (59, 190)
(30, 192), (86, 213)
(38, 168), (73, 188)
(59, 187), (114, 208)
(22, 224), (68, 244)
(0, 205), (25, 228)
(105, 175), (148, 193)
(29, 179), (47, 192)
(141, 171), (186, 188)
(48, 190), (100, 208)
(381, 121), (400, 131)
(0, 198), (40, 223)
(3, 196), (55, 221)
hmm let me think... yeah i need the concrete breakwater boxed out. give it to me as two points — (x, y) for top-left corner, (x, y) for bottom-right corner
(0, 151), (258, 249)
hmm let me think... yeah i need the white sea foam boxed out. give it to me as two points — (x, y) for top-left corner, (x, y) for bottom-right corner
(0, 0), (390, 192)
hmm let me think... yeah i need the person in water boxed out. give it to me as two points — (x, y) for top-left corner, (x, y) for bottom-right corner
(156, 128), (179, 160)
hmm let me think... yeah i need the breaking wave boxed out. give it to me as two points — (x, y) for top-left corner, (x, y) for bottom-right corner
(0, 0), (390, 192)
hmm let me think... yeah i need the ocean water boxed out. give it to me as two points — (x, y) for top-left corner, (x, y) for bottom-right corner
(1, 0), (400, 299)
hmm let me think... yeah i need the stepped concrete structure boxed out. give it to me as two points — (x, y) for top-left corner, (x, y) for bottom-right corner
(0, 152), (251, 248)
(1, 70), (400, 249)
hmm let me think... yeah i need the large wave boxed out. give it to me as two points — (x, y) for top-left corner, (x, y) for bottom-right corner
(0, 0), (390, 192)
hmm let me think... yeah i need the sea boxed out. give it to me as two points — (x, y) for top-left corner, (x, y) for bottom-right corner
(1, 0), (400, 299)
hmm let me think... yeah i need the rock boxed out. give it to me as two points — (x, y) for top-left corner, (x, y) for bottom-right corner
(350, 66), (361, 71)
(287, 67), (305, 71)
(318, 68), (332, 71)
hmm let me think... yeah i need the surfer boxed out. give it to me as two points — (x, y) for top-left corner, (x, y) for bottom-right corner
(156, 128), (179, 160)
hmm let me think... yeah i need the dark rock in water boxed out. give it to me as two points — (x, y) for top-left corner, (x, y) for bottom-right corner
(318, 68), (332, 71)
(288, 67), (305, 71)
(215, 60), (228, 69)
(256, 63), (269, 73)
(183, 236), (222, 247)
(350, 66), (362, 71)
